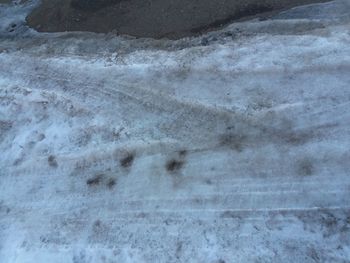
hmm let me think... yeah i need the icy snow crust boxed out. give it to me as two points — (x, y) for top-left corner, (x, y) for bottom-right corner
(1, 0), (350, 262)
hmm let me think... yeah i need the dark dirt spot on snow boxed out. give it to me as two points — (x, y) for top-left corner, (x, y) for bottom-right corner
(297, 158), (314, 176)
(178, 149), (187, 157)
(220, 210), (242, 219)
(205, 179), (213, 185)
(48, 155), (58, 167)
(175, 241), (183, 259)
(120, 152), (134, 168)
(106, 178), (116, 189)
(86, 174), (103, 186)
(219, 133), (247, 152)
(166, 159), (184, 172)
(0, 120), (12, 142)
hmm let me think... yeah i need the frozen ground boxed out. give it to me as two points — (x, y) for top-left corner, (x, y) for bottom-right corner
(1, 0), (350, 262)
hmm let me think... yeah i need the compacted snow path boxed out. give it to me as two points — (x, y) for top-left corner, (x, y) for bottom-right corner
(0, 0), (350, 262)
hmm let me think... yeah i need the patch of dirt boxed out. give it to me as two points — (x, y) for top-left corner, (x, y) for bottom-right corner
(120, 152), (134, 168)
(166, 159), (184, 172)
(86, 174), (103, 186)
(48, 155), (58, 168)
(26, 0), (327, 39)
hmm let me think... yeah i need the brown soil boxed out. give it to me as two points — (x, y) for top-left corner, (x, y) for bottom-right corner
(26, 0), (327, 39)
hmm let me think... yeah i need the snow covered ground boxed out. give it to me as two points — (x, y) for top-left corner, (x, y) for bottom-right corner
(0, 0), (350, 262)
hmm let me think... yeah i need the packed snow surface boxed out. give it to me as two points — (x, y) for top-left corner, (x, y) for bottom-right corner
(0, 0), (350, 262)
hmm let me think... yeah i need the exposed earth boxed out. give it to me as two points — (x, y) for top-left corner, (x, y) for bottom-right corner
(27, 0), (328, 38)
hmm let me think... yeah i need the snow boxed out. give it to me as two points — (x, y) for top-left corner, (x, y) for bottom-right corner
(1, 0), (350, 262)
